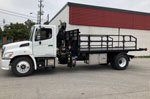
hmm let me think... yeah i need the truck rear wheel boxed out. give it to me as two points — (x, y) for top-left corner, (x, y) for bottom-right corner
(12, 57), (34, 77)
(111, 53), (129, 70)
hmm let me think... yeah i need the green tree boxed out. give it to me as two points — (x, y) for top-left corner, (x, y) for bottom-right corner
(25, 19), (35, 30)
(3, 23), (29, 42)
(0, 27), (2, 46)
(0, 27), (2, 39)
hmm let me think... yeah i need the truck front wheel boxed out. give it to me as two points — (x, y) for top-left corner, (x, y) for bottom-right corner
(111, 53), (129, 70)
(12, 57), (34, 77)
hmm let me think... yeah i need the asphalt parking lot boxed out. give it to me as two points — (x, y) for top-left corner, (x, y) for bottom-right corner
(0, 53), (150, 99)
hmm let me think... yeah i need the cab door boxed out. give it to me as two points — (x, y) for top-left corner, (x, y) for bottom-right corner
(33, 27), (56, 57)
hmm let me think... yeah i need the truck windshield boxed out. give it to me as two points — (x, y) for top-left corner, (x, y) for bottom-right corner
(29, 26), (35, 41)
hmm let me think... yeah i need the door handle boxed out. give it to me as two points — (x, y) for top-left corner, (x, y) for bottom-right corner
(48, 45), (53, 46)
(39, 41), (41, 45)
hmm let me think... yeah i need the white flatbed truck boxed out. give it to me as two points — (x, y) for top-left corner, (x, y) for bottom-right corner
(1, 23), (147, 76)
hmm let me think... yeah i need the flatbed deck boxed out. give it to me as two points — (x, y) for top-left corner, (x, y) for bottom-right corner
(58, 29), (146, 55)
(57, 28), (146, 68)
(79, 47), (145, 53)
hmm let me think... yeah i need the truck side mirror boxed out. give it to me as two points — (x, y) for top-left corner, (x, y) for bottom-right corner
(35, 35), (41, 41)
(35, 28), (41, 41)
(35, 35), (42, 45)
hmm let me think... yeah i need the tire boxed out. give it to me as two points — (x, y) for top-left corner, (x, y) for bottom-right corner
(11, 57), (34, 77)
(111, 53), (129, 70)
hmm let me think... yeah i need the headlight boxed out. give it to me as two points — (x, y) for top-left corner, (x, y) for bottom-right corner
(3, 52), (13, 59)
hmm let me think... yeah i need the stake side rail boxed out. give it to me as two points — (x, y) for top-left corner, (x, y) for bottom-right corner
(62, 29), (146, 55)
(78, 34), (139, 53)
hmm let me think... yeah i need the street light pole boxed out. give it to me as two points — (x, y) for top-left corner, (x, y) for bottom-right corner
(30, 12), (38, 24)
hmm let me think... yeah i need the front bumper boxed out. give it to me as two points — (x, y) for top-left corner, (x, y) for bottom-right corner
(1, 59), (11, 70)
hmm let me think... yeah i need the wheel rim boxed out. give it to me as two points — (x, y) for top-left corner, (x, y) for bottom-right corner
(118, 57), (127, 67)
(16, 61), (30, 74)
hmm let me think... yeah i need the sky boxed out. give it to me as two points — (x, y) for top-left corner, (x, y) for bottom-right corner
(0, 0), (150, 27)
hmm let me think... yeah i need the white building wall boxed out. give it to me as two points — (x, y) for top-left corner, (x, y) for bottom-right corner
(121, 29), (150, 56)
(50, 6), (150, 56)
(67, 25), (119, 35)
(50, 6), (69, 34)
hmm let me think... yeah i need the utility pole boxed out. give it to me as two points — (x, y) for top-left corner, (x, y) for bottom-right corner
(38, 0), (44, 25)
(47, 14), (49, 22)
(37, 0), (44, 42)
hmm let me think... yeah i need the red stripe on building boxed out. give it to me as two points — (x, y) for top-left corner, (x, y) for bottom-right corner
(69, 5), (150, 30)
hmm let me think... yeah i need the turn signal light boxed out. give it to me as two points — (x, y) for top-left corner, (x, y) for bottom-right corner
(8, 54), (12, 57)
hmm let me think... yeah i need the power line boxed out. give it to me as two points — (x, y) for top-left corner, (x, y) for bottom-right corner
(0, 8), (37, 19)
(43, 0), (47, 7)
(0, 11), (37, 21)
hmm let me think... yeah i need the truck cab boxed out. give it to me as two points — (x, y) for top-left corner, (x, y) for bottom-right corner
(1, 25), (56, 76)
